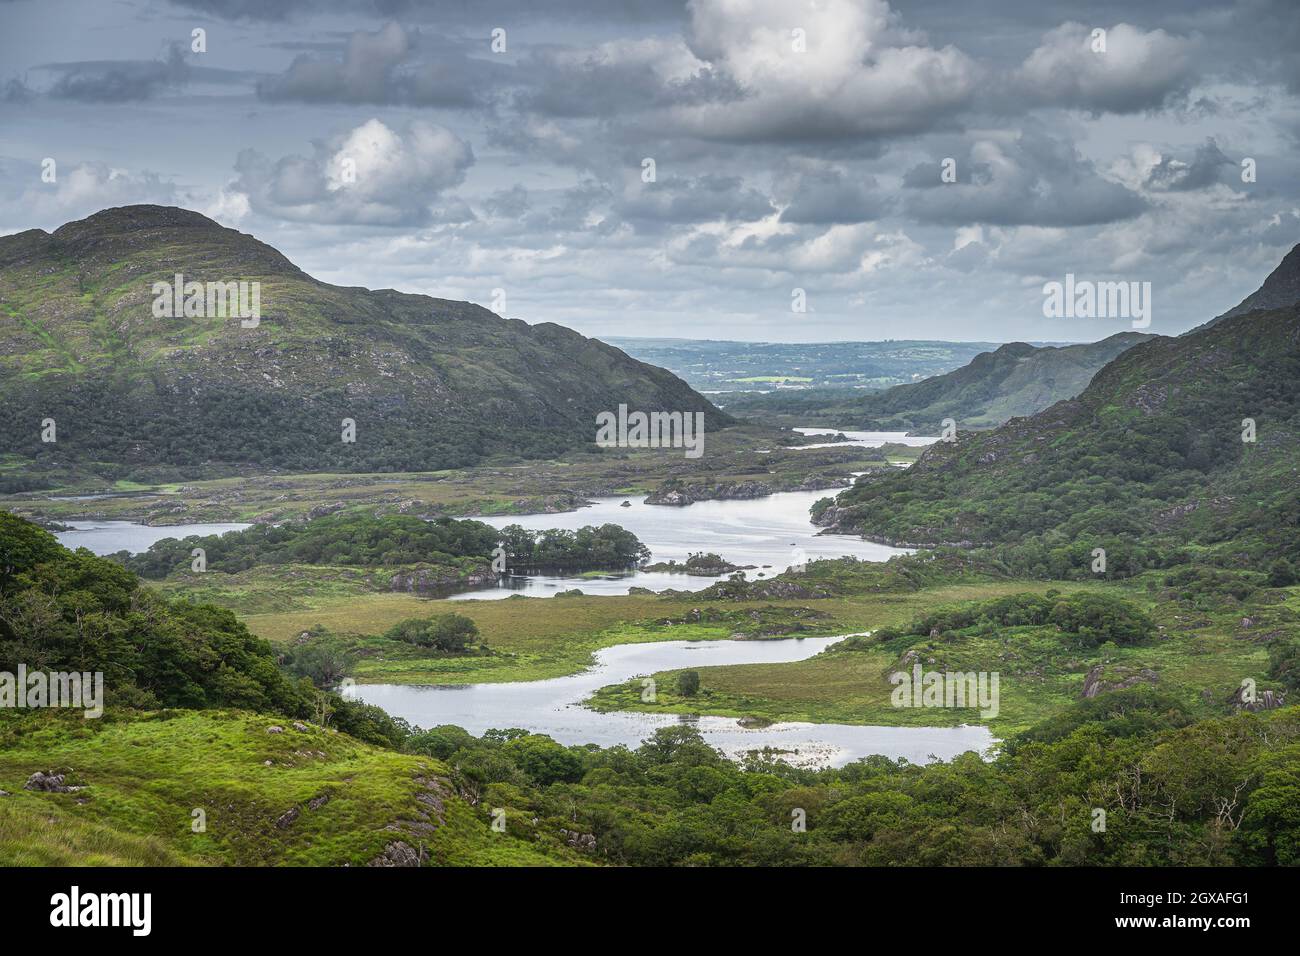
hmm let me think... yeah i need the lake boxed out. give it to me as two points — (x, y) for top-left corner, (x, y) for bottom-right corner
(55, 519), (252, 555)
(50, 489), (906, 599)
(791, 427), (939, 449)
(447, 488), (909, 599)
(348, 634), (994, 768)
(47, 481), (987, 767)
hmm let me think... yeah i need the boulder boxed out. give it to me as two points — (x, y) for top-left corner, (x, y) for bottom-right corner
(24, 771), (82, 793)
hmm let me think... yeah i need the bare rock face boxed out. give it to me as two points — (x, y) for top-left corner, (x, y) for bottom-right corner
(1081, 664), (1159, 699)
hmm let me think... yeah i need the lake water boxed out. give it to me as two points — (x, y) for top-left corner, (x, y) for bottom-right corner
(47, 487), (907, 598)
(46, 474), (988, 767)
(348, 634), (994, 767)
(447, 489), (908, 600)
(55, 520), (252, 555)
(791, 428), (939, 449)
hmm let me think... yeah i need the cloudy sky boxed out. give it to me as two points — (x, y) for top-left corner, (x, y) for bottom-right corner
(1, 0), (1298, 342)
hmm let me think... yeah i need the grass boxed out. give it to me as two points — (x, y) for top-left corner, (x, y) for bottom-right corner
(0, 710), (575, 866)
(247, 591), (741, 683)
(582, 579), (1288, 736)
(239, 578), (1091, 687)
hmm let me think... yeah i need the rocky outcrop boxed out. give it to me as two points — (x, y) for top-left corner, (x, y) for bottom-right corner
(24, 771), (83, 793)
(1228, 685), (1286, 712)
(366, 841), (427, 867)
(560, 829), (597, 853)
(1081, 664), (1159, 699)
(386, 564), (495, 593)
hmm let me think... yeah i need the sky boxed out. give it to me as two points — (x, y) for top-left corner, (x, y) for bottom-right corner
(1, 0), (1298, 342)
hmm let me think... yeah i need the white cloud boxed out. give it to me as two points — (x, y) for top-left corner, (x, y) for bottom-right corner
(670, 0), (981, 141)
(1016, 22), (1199, 114)
(0, 161), (177, 229)
(230, 118), (474, 226)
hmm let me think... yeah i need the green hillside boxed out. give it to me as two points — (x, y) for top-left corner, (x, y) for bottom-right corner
(0, 205), (725, 484)
(724, 333), (1152, 431)
(823, 304), (1300, 566)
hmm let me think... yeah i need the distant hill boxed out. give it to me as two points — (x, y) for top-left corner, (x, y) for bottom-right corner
(0, 205), (724, 482)
(724, 333), (1152, 430)
(824, 285), (1300, 563)
(604, 337), (998, 392)
(1193, 242), (1300, 331)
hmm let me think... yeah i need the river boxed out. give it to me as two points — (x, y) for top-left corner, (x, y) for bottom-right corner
(47, 467), (991, 766)
(348, 635), (994, 767)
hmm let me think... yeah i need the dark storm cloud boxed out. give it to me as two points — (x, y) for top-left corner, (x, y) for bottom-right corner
(902, 130), (1147, 227)
(511, 44), (742, 119)
(3, 78), (32, 102)
(257, 22), (506, 108)
(775, 164), (887, 224)
(483, 184), (529, 218)
(45, 46), (188, 101)
(35, 45), (251, 102)
(1229, 0), (1300, 93)
(521, 180), (613, 232)
(164, 0), (688, 23)
(1145, 139), (1236, 191)
(616, 173), (773, 224)
(3, 0), (1297, 341)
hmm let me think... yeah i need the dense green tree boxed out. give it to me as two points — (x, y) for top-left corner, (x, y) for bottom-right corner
(383, 613), (479, 652)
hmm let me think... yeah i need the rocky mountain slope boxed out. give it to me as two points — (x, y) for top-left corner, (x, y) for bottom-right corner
(1196, 242), (1300, 331)
(823, 289), (1300, 562)
(0, 205), (725, 482)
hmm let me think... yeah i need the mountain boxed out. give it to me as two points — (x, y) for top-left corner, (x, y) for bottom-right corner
(823, 297), (1300, 563)
(1196, 242), (1300, 331)
(828, 333), (1153, 429)
(722, 332), (1152, 430)
(0, 205), (724, 481)
(603, 337), (999, 391)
